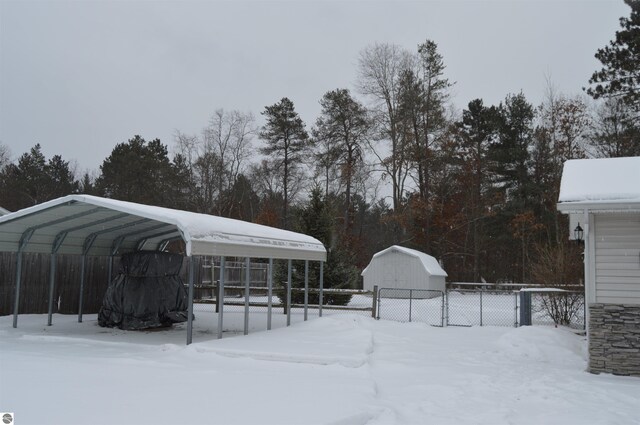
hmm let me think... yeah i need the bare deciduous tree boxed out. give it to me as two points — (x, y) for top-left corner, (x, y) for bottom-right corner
(357, 42), (413, 211)
(203, 109), (256, 215)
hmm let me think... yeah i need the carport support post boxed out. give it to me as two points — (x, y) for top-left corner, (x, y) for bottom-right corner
(244, 257), (250, 336)
(47, 253), (57, 326)
(304, 260), (309, 321)
(187, 256), (195, 345)
(78, 254), (87, 323)
(267, 258), (273, 330)
(217, 257), (226, 339)
(286, 259), (292, 326)
(319, 261), (324, 318)
(12, 252), (24, 328)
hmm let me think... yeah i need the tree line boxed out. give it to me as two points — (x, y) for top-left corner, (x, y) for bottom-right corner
(1, 1), (638, 288)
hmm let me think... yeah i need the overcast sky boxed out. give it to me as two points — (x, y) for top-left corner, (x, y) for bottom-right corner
(0, 0), (629, 174)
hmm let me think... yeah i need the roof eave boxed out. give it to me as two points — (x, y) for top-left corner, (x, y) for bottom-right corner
(557, 200), (640, 214)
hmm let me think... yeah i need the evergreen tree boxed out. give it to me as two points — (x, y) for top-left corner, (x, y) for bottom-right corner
(313, 89), (371, 233)
(455, 99), (500, 281)
(587, 0), (640, 115)
(0, 144), (80, 210)
(259, 98), (309, 229)
(589, 98), (640, 157)
(96, 135), (179, 207)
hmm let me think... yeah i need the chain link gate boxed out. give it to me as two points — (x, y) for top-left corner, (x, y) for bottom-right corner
(446, 289), (519, 327)
(377, 288), (445, 326)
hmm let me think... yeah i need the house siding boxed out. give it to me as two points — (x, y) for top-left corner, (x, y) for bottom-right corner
(594, 214), (640, 304)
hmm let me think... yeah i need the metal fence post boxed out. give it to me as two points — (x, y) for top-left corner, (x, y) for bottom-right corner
(514, 292), (519, 327)
(519, 291), (531, 326)
(441, 291), (445, 327)
(480, 289), (483, 327)
(445, 289), (449, 326)
(409, 289), (413, 322)
(377, 288), (382, 320)
(372, 285), (378, 318)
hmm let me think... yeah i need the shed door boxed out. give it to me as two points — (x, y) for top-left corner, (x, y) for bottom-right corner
(594, 214), (640, 304)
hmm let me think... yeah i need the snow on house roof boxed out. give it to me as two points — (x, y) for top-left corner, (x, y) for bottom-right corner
(363, 245), (447, 277)
(0, 206), (9, 216)
(0, 195), (326, 260)
(558, 157), (640, 208)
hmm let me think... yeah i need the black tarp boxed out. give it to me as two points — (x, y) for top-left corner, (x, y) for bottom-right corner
(98, 251), (189, 330)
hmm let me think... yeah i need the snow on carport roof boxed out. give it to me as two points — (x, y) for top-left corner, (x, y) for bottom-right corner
(558, 157), (640, 211)
(0, 195), (326, 261)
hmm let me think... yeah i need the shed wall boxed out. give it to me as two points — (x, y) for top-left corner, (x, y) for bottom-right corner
(594, 214), (640, 305)
(363, 251), (434, 291)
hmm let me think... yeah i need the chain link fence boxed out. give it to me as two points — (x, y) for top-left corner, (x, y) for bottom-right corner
(527, 290), (585, 330)
(375, 287), (585, 330)
(376, 288), (445, 326)
(446, 290), (518, 327)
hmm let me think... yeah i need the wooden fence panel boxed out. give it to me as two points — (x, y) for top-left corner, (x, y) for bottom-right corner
(0, 253), (115, 316)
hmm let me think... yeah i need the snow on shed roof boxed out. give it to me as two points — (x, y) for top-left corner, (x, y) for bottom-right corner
(0, 195), (326, 261)
(558, 157), (640, 208)
(363, 245), (447, 277)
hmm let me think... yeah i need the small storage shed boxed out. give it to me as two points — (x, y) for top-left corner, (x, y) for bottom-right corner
(557, 157), (640, 377)
(361, 245), (447, 293)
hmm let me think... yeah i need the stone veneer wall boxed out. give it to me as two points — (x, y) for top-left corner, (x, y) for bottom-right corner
(589, 303), (640, 377)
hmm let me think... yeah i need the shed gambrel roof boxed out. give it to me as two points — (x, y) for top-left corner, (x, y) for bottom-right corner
(362, 245), (447, 277)
(0, 195), (326, 261)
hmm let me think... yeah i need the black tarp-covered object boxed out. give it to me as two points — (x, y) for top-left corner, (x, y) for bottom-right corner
(98, 251), (189, 330)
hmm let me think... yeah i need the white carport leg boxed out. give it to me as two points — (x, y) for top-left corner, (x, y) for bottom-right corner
(267, 258), (273, 330)
(287, 259), (292, 326)
(187, 256), (195, 345)
(47, 253), (57, 326)
(319, 261), (324, 318)
(244, 257), (250, 336)
(217, 257), (225, 339)
(12, 252), (23, 328)
(304, 260), (309, 321)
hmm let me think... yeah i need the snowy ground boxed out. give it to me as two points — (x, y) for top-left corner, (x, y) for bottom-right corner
(2, 310), (638, 425)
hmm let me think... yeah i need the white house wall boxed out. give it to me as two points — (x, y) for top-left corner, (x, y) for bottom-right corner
(594, 214), (640, 304)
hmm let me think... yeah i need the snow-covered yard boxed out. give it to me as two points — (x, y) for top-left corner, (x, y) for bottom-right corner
(1, 311), (638, 425)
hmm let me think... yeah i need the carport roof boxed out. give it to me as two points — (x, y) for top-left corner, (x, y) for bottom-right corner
(0, 195), (326, 261)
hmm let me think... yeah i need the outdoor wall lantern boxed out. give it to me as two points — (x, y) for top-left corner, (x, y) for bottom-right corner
(574, 223), (584, 242)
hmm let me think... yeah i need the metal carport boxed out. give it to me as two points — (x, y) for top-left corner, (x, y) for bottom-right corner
(0, 195), (327, 344)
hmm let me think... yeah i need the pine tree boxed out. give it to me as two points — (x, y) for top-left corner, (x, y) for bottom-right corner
(587, 0), (640, 115)
(259, 98), (309, 229)
(96, 135), (180, 207)
(313, 89), (371, 233)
